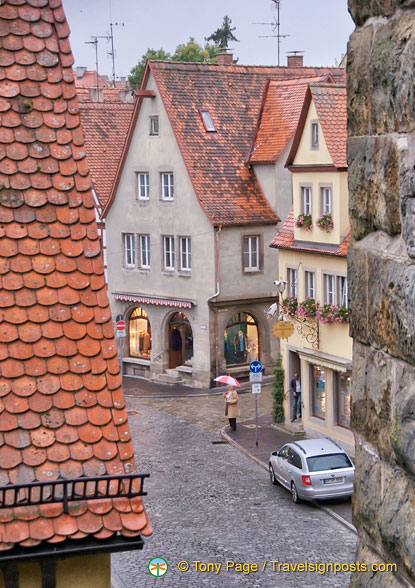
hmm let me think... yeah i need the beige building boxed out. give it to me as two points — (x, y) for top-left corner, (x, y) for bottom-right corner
(271, 83), (354, 454)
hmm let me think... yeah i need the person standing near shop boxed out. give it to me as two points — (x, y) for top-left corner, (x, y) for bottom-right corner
(291, 373), (302, 422)
(224, 384), (239, 431)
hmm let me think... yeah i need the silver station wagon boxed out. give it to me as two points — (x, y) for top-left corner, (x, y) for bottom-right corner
(269, 438), (355, 503)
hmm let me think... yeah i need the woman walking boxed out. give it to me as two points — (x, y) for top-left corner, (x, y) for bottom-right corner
(224, 384), (239, 431)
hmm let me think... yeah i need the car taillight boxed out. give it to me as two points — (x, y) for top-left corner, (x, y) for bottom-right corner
(301, 475), (312, 486)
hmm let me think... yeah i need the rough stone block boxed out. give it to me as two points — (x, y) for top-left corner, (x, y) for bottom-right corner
(348, 135), (401, 240)
(392, 360), (415, 476)
(348, 14), (415, 135)
(350, 541), (405, 587)
(348, 0), (415, 26)
(348, 241), (369, 345)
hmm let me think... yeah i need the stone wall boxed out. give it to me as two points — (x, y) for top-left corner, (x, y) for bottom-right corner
(348, 2), (415, 586)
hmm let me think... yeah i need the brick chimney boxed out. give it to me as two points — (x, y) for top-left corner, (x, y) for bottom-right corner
(287, 53), (304, 67)
(216, 52), (233, 65)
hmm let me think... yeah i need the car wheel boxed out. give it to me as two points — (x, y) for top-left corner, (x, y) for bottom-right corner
(291, 482), (301, 503)
(269, 463), (278, 485)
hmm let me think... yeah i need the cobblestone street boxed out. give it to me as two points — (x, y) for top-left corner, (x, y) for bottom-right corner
(112, 395), (357, 587)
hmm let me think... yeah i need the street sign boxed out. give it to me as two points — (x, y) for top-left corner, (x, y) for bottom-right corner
(252, 383), (262, 394)
(116, 314), (123, 322)
(116, 319), (126, 338)
(249, 372), (263, 383)
(116, 320), (126, 330)
(249, 360), (263, 373)
(272, 321), (294, 339)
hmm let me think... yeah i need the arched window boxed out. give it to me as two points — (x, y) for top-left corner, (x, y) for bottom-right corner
(129, 307), (151, 359)
(168, 312), (193, 368)
(224, 312), (259, 366)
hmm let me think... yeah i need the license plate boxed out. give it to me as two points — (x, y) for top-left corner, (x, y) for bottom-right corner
(323, 477), (344, 485)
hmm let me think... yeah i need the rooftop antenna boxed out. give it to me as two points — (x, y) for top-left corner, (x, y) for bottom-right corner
(85, 37), (99, 88)
(108, 0), (125, 86)
(253, 0), (290, 66)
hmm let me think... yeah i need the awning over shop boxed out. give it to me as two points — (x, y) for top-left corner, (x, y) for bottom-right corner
(297, 348), (352, 373)
(112, 292), (195, 309)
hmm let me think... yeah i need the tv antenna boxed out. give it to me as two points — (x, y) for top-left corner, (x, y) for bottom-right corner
(253, 0), (290, 66)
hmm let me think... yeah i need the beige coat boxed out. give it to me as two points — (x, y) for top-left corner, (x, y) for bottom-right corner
(225, 388), (239, 418)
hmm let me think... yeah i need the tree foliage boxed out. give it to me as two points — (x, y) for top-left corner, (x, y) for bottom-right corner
(128, 48), (171, 89)
(272, 355), (285, 423)
(205, 15), (239, 49)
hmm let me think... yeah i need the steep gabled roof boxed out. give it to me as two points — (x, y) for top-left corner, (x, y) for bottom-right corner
(104, 61), (345, 225)
(247, 75), (333, 164)
(0, 0), (151, 553)
(270, 210), (350, 256)
(286, 83), (347, 169)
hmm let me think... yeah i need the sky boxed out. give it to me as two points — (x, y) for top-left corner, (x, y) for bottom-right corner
(64, 0), (354, 81)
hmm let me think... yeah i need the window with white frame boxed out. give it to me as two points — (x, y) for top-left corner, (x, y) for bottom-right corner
(139, 234), (150, 269)
(324, 273), (336, 304)
(163, 236), (175, 270)
(161, 173), (174, 200)
(200, 110), (216, 132)
(338, 276), (348, 308)
(287, 267), (298, 297)
(179, 237), (191, 271)
(149, 115), (159, 136)
(124, 234), (135, 268)
(243, 236), (259, 271)
(301, 186), (312, 215)
(311, 121), (319, 149)
(305, 270), (316, 299)
(320, 186), (332, 214)
(137, 173), (150, 200)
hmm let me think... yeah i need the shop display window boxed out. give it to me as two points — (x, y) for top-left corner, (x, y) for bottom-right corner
(129, 307), (151, 359)
(311, 364), (326, 419)
(336, 370), (351, 428)
(224, 312), (259, 366)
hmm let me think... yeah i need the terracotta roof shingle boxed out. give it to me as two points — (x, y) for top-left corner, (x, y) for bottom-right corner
(310, 84), (347, 168)
(0, 0), (151, 552)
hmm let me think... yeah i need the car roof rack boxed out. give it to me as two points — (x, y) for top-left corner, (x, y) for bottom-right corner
(325, 437), (343, 451)
(292, 441), (307, 454)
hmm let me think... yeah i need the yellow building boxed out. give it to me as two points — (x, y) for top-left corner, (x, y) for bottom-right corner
(271, 83), (354, 454)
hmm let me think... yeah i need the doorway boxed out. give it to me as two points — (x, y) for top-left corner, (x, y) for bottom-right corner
(168, 312), (193, 369)
(288, 350), (301, 419)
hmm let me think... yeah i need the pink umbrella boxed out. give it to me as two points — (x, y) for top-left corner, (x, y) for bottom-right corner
(214, 375), (240, 387)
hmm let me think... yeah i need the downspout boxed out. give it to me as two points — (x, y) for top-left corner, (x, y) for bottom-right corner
(207, 225), (222, 380)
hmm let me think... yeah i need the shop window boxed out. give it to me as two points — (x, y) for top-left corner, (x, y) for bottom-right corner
(224, 312), (258, 366)
(311, 364), (326, 419)
(168, 312), (193, 368)
(129, 307), (151, 359)
(336, 370), (351, 428)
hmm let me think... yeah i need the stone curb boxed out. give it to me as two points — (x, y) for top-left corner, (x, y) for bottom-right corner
(220, 427), (269, 473)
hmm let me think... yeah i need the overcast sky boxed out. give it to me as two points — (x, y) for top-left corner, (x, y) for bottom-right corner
(64, 0), (354, 80)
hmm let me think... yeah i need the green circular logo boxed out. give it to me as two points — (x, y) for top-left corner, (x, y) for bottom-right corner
(148, 557), (168, 577)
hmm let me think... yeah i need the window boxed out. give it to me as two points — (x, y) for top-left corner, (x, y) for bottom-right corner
(179, 237), (191, 271)
(124, 234), (135, 268)
(338, 276), (348, 308)
(305, 271), (316, 299)
(288, 448), (302, 470)
(149, 115), (159, 135)
(336, 370), (352, 428)
(224, 312), (258, 366)
(321, 187), (332, 214)
(287, 268), (298, 298)
(243, 236), (259, 271)
(137, 173), (149, 200)
(129, 307), (151, 359)
(307, 452), (352, 472)
(200, 110), (216, 132)
(311, 364), (326, 419)
(163, 236), (175, 270)
(324, 274), (336, 304)
(139, 234), (150, 269)
(161, 173), (174, 200)
(311, 121), (319, 149)
(301, 186), (312, 215)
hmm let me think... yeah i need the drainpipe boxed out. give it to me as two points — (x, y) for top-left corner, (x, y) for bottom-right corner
(207, 225), (222, 379)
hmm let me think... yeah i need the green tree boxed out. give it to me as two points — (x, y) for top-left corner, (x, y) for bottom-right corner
(172, 37), (218, 63)
(272, 355), (285, 423)
(128, 48), (171, 88)
(205, 15), (239, 49)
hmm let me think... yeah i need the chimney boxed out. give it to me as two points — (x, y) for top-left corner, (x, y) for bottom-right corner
(287, 52), (304, 67)
(76, 66), (87, 79)
(216, 52), (233, 65)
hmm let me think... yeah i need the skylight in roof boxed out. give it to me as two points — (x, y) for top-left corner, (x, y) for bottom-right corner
(200, 110), (216, 132)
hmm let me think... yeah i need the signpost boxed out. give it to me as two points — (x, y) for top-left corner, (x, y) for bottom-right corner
(115, 314), (126, 370)
(250, 361), (263, 446)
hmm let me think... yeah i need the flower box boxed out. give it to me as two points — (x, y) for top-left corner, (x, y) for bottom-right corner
(316, 213), (333, 232)
(295, 213), (313, 231)
(318, 304), (350, 324)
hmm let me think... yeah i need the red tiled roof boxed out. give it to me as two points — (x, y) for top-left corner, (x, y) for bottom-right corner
(247, 75), (333, 164)
(79, 101), (134, 208)
(74, 70), (109, 89)
(270, 210), (350, 256)
(0, 0), (151, 552)
(104, 62), (345, 225)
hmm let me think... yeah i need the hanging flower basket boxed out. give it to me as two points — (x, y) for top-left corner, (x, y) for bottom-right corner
(316, 213), (333, 232)
(318, 304), (350, 324)
(281, 296), (298, 317)
(297, 298), (317, 319)
(295, 213), (313, 231)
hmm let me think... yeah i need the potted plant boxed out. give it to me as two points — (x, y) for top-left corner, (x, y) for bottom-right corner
(295, 213), (313, 231)
(316, 213), (333, 231)
(297, 298), (317, 319)
(318, 304), (350, 324)
(281, 296), (298, 317)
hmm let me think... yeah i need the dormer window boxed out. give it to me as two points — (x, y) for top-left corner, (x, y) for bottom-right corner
(150, 115), (159, 136)
(311, 121), (319, 149)
(200, 110), (216, 132)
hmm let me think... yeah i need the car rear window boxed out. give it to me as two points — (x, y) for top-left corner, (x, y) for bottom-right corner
(306, 453), (353, 472)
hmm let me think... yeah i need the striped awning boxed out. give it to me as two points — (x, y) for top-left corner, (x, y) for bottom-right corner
(297, 348), (352, 373)
(112, 292), (193, 309)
